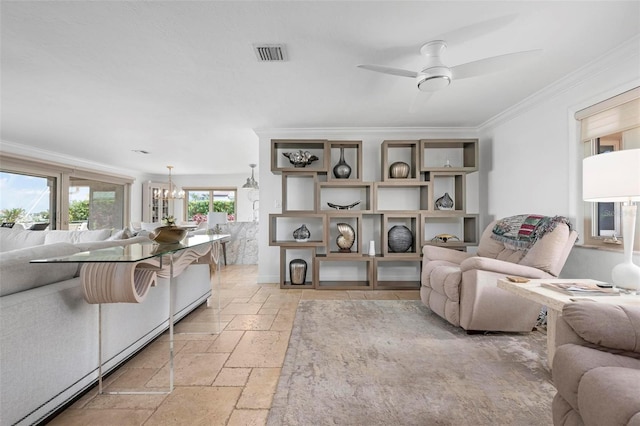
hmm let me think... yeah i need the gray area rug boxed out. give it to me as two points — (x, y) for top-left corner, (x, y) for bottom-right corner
(268, 300), (554, 426)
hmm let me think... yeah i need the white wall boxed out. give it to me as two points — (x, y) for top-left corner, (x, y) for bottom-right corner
(478, 38), (640, 281)
(255, 128), (478, 284)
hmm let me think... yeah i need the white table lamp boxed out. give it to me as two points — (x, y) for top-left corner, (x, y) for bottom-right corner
(583, 149), (640, 290)
(207, 212), (227, 234)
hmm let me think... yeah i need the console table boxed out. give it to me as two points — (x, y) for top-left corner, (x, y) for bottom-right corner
(497, 278), (640, 368)
(31, 234), (230, 394)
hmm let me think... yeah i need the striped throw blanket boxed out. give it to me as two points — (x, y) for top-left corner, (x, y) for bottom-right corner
(491, 214), (573, 250)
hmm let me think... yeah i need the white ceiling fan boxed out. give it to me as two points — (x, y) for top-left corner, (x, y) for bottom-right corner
(358, 40), (541, 93)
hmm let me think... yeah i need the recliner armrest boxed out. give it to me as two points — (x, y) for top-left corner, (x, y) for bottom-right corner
(459, 256), (550, 278)
(422, 245), (473, 264)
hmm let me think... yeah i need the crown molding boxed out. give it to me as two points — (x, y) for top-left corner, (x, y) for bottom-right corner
(479, 35), (640, 132)
(0, 139), (140, 179)
(254, 126), (477, 139)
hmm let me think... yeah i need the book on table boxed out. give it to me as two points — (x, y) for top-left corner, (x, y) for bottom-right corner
(541, 282), (620, 296)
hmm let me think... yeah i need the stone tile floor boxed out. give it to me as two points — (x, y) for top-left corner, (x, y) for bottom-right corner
(50, 264), (420, 426)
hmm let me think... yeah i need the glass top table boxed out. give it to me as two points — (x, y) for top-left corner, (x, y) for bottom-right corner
(30, 233), (230, 395)
(30, 234), (230, 264)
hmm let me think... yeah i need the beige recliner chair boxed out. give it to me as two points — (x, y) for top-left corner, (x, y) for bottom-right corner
(421, 216), (578, 332)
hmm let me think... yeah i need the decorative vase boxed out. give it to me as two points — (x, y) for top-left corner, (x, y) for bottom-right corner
(289, 259), (307, 285)
(388, 225), (413, 253)
(435, 192), (454, 210)
(333, 147), (352, 179)
(368, 240), (376, 256)
(389, 161), (410, 178)
(336, 223), (355, 252)
(293, 224), (311, 242)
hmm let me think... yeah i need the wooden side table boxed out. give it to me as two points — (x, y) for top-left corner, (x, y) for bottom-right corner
(497, 278), (639, 369)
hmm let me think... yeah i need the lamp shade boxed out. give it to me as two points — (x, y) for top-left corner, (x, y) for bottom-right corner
(207, 212), (227, 228)
(583, 149), (640, 202)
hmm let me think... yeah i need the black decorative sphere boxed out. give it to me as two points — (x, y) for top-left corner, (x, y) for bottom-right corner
(388, 225), (413, 252)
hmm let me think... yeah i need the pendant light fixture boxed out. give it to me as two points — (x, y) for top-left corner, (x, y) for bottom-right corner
(242, 164), (259, 190)
(153, 166), (185, 200)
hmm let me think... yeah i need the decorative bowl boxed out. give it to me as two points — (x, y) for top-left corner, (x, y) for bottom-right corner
(150, 226), (188, 244)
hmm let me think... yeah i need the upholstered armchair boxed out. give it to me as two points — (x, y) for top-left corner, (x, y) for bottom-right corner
(421, 216), (578, 332)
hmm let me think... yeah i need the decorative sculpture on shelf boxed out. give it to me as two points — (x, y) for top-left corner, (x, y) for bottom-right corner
(283, 150), (319, 167)
(431, 234), (460, 243)
(389, 161), (410, 178)
(327, 201), (360, 210)
(293, 224), (311, 242)
(435, 192), (454, 210)
(388, 225), (413, 252)
(336, 223), (355, 252)
(333, 147), (352, 179)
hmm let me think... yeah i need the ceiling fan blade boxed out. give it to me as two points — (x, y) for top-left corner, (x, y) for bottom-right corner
(432, 14), (518, 47)
(450, 49), (542, 80)
(357, 64), (418, 78)
(409, 91), (434, 114)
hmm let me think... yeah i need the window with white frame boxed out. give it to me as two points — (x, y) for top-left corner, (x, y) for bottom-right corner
(576, 87), (640, 250)
(183, 188), (237, 223)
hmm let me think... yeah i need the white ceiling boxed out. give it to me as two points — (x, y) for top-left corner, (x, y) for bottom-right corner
(1, 1), (639, 176)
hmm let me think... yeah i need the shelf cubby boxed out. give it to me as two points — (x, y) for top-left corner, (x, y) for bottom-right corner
(421, 213), (479, 248)
(326, 213), (362, 257)
(269, 213), (326, 246)
(428, 172), (466, 212)
(314, 256), (373, 290)
(382, 214), (421, 257)
(374, 182), (430, 212)
(280, 247), (315, 288)
(317, 181), (373, 213)
(420, 139), (478, 173)
(373, 258), (422, 290)
(271, 139), (329, 173)
(381, 140), (420, 181)
(282, 172), (317, 213)
(328, 140), (363, 182)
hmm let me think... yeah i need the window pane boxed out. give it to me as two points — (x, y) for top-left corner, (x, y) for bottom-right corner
(214, 190), (236, 222)
(594, 137), (621, 238)
(70, 178), (125, 229)
(0, 171), (55, 229)
(187, 191), (210, 221)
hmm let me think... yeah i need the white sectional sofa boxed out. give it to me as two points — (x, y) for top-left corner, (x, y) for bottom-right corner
(0, 227), (213, 425)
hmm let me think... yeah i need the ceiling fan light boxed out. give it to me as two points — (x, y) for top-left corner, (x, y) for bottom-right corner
(418, 75), (451, 91)
(417, 66), (452, 92)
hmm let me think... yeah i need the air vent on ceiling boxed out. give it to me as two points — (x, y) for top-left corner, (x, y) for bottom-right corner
(253, 44), (287, 62)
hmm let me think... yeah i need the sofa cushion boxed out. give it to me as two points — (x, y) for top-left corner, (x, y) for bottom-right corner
(0, 243), (82, 296)
(476, 221), (526, 263)
(44, 229), (112, 245)
(0, 228), (48, 252)
(578, 367), (640, 426)
(141, 222), (162, 232)
(563, 302), (640, 354)
(520, 223), (570, 276)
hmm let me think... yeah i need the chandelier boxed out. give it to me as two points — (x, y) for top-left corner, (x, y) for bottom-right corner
(242, 163), (259, 190)
(153, 165), (185, 199)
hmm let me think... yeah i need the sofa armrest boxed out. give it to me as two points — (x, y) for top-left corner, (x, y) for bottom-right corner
(422, 245), (472, 264)
(562, 302), (640, 354)
(459, 256), (551, 278)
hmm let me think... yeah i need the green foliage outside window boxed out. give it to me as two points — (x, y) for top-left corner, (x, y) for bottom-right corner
(0, 207), (26, 223)
(69, 200), (89, 222)
(187, 200), (235, 221)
